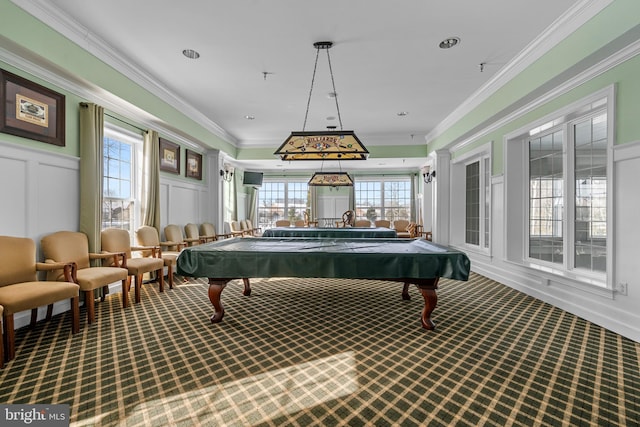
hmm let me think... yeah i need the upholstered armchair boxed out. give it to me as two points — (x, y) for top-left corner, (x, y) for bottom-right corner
(41, 231), (128, 325)
(374, 219), (391, 228)
(101, 228), (164, 307)
(136, 226), (180, 290)
(0, 235), (80, 362)
(293, 219), (306, 227)
(184, 223), (207, 244)
(164, 224), (196, 250)
(393, 220), (417, 238)
(229, 221), (247, 237)
(199, 223), (229, 241)
(274, 219), (291, 227)
(354, 219), (372, 227)
(244, 219), (262, 236)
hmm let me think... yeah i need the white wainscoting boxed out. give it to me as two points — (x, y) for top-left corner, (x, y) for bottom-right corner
(159, 176), (209, 239)
(450, 151), (640, 342)
(0, 140), (80, 329)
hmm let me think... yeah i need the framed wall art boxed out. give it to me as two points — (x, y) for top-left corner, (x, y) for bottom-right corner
(185, 149), (202, 180)
(0, 69), (66, 146)
(159, 138), (180, 174)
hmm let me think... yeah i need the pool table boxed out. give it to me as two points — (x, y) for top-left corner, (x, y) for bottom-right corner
(177, 237), (470, 330)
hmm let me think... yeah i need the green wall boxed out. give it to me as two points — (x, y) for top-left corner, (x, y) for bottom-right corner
(430, 0), (640, 174)
(0, 0), (236, 158)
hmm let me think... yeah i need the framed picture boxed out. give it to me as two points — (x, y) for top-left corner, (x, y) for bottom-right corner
(0, 69), (66, 146)
(159, 138), (180, 174)
(185, 149), (202, 180)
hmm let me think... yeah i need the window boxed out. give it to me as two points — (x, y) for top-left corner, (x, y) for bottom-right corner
(526, 113), (607, 274)
(354, 178), (412, 222)
(257, 181), (309, 228)
(451, 143), (491, 252)
(505, 89), (611, 285)
(102, 124), (142, 237)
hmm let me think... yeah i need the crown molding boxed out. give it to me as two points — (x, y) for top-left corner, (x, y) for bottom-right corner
(425, 0), (614, 144)
(448, 38), (640, 153)
(9, 0), (238, 147)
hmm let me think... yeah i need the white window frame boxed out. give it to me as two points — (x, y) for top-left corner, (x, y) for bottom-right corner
(451, 142), (492, 254)
(256, 179), (309, 228)
(504, 86), (614, 289)
(102, 122), (143, 241)
(354, 176), (414, 222)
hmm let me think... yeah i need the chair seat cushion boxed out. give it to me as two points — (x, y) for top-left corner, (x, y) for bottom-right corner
(0, 282), (79, 314)
(161, 252), (179, 266)
(126, 258), (163, 275)
(74, 267), (128, 291)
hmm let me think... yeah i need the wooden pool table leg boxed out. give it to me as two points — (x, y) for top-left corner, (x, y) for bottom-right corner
(208, 279), (229, 323)
(402, 282), (411, 300)
(242, 278), (251, 296)
(416, 277), (439, 330)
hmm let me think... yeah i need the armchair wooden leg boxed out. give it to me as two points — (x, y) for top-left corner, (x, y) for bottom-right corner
(30, 308), (38, 328)
(71, 296), (80, 334)
(135, 275), (142, 304)
(4, 314), (15, 362)
(46, 304), (54, 320)
(122, 277), (131, 308)
(85, 290), (96, 324)
(157, 268), (164, 293)
(168, 264), (174, 290)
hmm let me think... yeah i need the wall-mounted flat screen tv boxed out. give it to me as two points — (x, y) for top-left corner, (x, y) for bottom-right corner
(243, 171), (263, 187)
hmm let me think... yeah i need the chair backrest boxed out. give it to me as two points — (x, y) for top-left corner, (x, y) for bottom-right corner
(392, 219), (410, 232)
(354, 219), (371, 227)
(230, 221), (242, 233)
(41, 231), (91, 271)
(240, 220), (250, 232)
(294, 219), (306, 227)
(374, 219), (391, 228)
(275, 220), (291, 227)
(245, 219), (256, 230)
(136, 226), (161, 247)
(200, 222), (216, 237)
(184, 223), (200, 240)
(164, 224), (184, 242)
(101, 228), (132, 260)
(0, 235), (37, 286)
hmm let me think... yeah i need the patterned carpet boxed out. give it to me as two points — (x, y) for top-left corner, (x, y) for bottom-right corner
(0, 272), (638, 426)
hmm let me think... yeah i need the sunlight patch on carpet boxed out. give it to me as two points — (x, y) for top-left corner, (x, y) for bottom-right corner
(120, 352), (357, 426)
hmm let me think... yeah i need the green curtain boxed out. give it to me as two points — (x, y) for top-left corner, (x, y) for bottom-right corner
(248, 187), (257, 223)
(79, 102), (104, 257)
(142, 130), (161, 232)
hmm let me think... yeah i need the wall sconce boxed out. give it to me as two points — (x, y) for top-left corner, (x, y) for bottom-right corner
(422, 166), (436, 184)
(220, 163), (234, 182)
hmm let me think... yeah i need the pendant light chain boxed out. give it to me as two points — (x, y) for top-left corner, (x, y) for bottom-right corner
(302, 47), (321, 132)
(325, 47), (344, 131)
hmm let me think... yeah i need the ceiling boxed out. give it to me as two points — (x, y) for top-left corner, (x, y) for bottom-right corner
(15, 0), (582, 172)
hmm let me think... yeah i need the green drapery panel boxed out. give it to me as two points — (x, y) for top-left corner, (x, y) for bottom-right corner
(142, 130), (161, 232)
(248, 186), (257, 224)
(79, 102), (104, 257)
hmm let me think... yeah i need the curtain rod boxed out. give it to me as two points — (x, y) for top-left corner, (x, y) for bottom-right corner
(104, 112), (147, 133)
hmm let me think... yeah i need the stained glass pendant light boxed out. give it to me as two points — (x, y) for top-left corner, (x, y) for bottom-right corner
(274, 41), (369, 161)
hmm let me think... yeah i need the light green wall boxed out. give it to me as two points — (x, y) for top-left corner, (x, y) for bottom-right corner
(0, 0), (235, 158)
(431, 0), (640, 175)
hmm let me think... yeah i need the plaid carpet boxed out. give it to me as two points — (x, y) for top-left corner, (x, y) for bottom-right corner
(0, 272), (638, 426)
